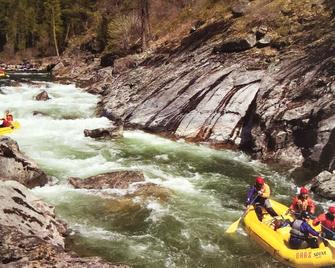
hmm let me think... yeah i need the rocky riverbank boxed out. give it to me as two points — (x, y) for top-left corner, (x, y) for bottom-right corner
(0, 136), (48, 188)
(0, 136), (130, 267)
(50, 1), (335, 196)
(0, 180), (128, 268)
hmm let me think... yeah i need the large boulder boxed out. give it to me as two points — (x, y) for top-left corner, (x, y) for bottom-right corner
(231, 0), (250, 17)
(0, 137), (48, 188)
(214, 34), (257, 53)
(0, 180), (125, 267)
(69, 171), (145, 189)
(84, 125), (123, 139)
(0, 180), (66, 248)
(311, 171), (335, 200)
(35, 90), (50, 101)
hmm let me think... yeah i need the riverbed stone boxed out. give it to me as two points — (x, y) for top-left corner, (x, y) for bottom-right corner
(0, 136), (48, 188)
(35, 90), (50, 101)
(126, 183), (171, 202)
(84, 125), (123, 139)
(69, 171), (145, 189)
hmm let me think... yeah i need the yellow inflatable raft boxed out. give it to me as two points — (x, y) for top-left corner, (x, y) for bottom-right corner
(0, 121), (20, 135)
(0, 69), (9, 78)
(244, 200), (335, 267)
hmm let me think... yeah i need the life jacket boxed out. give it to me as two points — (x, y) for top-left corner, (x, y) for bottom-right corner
(290, 219), (307, 239)
(290, 196), (315, 214)
(1, 119), (11, 127)
(313, 213), (335, 231)
(254, 183), (271, 198)
(1, 113), (13, 127)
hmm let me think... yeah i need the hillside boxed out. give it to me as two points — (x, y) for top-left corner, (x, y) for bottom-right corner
(0, 0), (334, 187)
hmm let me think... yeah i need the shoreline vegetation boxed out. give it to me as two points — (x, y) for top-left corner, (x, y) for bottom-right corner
(0, 0), (334, 266)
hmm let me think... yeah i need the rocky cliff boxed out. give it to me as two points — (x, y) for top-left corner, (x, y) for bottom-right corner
(53, 0), (335, 183)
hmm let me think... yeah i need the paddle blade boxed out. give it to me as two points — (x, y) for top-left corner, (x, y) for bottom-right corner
(226, 217), (241, 234)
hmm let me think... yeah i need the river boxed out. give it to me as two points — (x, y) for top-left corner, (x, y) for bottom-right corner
(2, 81), (300, 267)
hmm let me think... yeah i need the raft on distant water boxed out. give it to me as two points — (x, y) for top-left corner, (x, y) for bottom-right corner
(244, 199), (335, 267)
(0, 68), (9, 78)
(0, 121), (20, 135)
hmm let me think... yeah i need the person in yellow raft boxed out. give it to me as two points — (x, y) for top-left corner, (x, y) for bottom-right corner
(245, 176), (278, 222)
(289, 186), (316, 216)
(0, 110), (14, 128)
(288, 211), (321, 249)
(313, 206), (335, 240)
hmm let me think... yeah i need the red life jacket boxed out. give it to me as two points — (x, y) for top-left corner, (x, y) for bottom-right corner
(289, 196), (316, 214)
(2, 114), (14, 127)
(2, 119), (11, 127)
(313, 213), (335, 231)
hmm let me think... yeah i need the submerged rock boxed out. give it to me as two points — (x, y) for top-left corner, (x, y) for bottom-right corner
(33, 110), (49, 116)
(127, 183), (171, 202)
(69, 172), (171, 210)
(35, 90), (50, 101)
(0, 180), (124, 267)
(69, 171), (145, 189)
(0, 136), (48, 188)
(84, 125), (123, 139)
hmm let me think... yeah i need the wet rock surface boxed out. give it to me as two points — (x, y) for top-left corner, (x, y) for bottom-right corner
(0, 137), (48, 188)
(69, 171), (145, 189)
(84, 124), (123, 139)
(68, 172), (171, 223)
(311, 171), (335, 200)
(0, 180), (124, 267)
(35, 90), (50, 101)
(126, 183), (171, 203)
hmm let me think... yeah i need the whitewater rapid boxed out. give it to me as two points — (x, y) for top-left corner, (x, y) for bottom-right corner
(1, 81), (307, 267)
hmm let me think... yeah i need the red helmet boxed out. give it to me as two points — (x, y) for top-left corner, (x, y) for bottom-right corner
(255, 176), (265, 185)
(300, 187), (309, 195)
(328, 206), (335, 214)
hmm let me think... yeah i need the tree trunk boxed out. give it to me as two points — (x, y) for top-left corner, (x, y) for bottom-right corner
(139, 0), (150, 50)
(64, 23), (71, 43)
(51, 7), (60, 57)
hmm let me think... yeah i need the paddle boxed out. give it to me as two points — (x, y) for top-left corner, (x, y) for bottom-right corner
(317, 223), (335, 249)
(226, 194), (258, 234)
